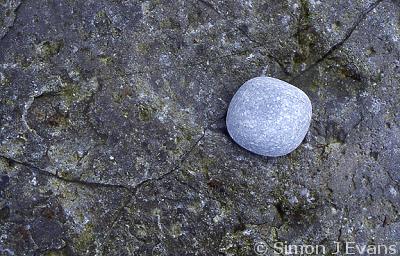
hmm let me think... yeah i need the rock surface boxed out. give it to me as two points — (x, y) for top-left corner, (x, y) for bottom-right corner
(0, 0), (399, 255)
(226, 76), (312, 157)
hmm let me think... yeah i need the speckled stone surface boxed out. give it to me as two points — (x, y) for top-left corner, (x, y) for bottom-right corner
(226, 77), (312, 157)
(1, 0), (400, 255)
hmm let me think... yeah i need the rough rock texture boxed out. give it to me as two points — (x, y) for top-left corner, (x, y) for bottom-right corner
(226, 76), (312, 157)
(0, 0), (399, 255)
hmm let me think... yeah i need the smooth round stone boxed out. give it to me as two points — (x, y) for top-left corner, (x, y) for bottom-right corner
(226, 76), (312, 157)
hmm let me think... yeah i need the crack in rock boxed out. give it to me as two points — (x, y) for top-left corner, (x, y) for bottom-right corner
(0, 154), (130, 190)
(289, 0), (385, 82)
(0, 0), (24, 43)
(0, 127), (207, 191)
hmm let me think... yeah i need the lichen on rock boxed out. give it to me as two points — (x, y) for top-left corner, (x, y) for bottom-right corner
(0, 0), (399, 255)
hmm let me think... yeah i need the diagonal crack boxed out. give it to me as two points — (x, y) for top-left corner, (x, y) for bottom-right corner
(0, 0), (24, 43)
(129, 128), (207, 192)
(197, 0), (221, 16)
(1, 127), (209, 252)
(289, 0), (385, 82)
(98, 128), (207, 252)
(99, 194), (133, 249)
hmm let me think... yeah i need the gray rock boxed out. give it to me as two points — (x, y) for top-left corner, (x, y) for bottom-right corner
(1, 0), (400, 255)
(226, 77), (312, 157)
